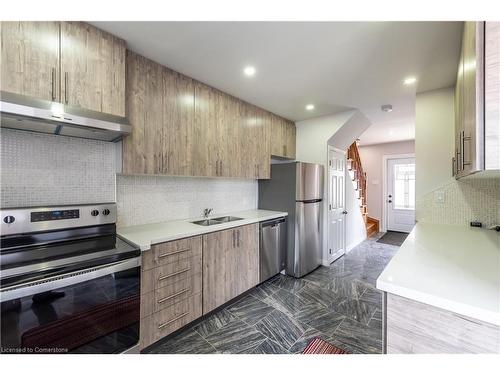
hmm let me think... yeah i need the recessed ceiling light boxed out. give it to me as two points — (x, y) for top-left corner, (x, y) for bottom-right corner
(381, 104), (393, 113)
(403, 76), (417, 85)
(306, 104), (315, 111)
(243, 66), (256, 76)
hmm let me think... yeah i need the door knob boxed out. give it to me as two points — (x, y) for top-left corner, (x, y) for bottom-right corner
(388, 200), (392, 203)
(388, 194), (392, 198)
(342, 210), (348, 214)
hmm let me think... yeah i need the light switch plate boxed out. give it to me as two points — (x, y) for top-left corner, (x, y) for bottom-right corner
(434, 190), (445, 203)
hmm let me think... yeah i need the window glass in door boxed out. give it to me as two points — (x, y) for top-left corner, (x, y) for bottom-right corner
(393, 163), (415, 210)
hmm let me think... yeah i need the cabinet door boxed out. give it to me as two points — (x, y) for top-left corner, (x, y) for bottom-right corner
(461, 21), (478, 175)
(484, 22), (500, 170)
(284, 120), (297, 159)
(239, 103), (260, 178)
(193, 81), (219, 177)
(235, 224), (259, 294)
(202, 228), (238, 313)
(225, 95), (243, 177)
(215, 90), (231, 177)
(60, 22), (125, 116)
(1, 21), (60, 101)
(123, 52), (163, 175)
(255, 107), (271, 179)
(163, 68), (195, 176)
(454, 46), (464, 177)
(270, 113), (285, 157)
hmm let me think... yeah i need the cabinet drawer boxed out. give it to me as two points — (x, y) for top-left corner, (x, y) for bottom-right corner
(142, 236), (202, 271)
(141, 272), (202, 318)
(140, 293), (202, 349)
(141, 255), (201, 294)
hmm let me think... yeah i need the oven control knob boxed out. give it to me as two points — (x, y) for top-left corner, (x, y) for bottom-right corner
(91, 209), (99, 217)
(3, 215), (15, 224)
(102, 209), (110, 216)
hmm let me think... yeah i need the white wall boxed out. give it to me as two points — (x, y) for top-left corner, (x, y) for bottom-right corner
(415, 86), (500, 227)
(358, 140), (415, 222)
(296, 110), (371, 263)
(415, 87), (455, 199)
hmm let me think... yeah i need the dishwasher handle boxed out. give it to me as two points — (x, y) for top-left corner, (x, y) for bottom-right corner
(260, 217), (286, 229)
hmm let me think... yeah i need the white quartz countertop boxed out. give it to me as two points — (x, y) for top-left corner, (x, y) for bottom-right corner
(117, 209), (288, 251)
(376, 223), (500, 326)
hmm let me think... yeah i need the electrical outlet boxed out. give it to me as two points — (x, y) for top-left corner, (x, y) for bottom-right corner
(434, 190), (445, 204)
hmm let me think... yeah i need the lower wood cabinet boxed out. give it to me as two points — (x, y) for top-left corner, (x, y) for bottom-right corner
(139, 224), (260, 349)
(385, 293), (500, 353)
(140, 294), (202, 349)
(203, 224), (259, 314)
(139, 236), (203, 349)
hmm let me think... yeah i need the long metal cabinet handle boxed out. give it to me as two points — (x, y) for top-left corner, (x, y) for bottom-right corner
(461, 130), (471, 169)
(51, 68), (56, 100)
(237, 230), (241, 247)
(158, 267), (190, 281)
(64, 72), (69, 104)
(158, 312), (189, 330)
(157, 288), (190, 304)
(158, 248), (191, 258)
(232, 230), (235, 247)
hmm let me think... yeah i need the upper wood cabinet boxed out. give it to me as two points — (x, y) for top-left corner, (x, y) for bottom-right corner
(124, 52), (285, 179)
(60, 22), (126, 117)
(454, 21), (500, 178)
(0, 21), (125, 117)
(270, 113), (296, 159)
(163, 68), (195, 176)
(1, 22), (60, 102)
(123, 52), (163, 175)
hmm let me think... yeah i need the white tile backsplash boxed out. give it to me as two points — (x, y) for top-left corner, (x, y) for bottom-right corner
(1, 130), (258, 224)
(116, 175), (258, 227)
(416, 177), (500, 227)
(0, 129), (116, 207)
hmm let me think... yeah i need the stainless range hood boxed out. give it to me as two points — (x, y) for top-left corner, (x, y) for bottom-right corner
(0, 91), (131, 142)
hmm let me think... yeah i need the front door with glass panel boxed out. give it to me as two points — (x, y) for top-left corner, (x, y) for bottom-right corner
(386, 157), (415, 233)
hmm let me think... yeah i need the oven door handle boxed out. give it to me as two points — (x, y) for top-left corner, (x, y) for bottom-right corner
(0, 257), (141, 302)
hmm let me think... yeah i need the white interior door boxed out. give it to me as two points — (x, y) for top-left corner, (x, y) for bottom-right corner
(328, 148), (346, 263)
(386, 157), (416, 233)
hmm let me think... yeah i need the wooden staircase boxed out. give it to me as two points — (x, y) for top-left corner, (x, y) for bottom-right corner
(347, 141), (379, 237)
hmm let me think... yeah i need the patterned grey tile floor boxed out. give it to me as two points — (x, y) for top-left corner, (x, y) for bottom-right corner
(146, 233), (398, 354)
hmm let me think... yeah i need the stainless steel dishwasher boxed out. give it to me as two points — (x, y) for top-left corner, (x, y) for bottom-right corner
(259, 217), (287, 283)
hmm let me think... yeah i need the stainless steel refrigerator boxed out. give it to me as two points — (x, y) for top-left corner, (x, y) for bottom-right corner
(258, 162), (324, 278)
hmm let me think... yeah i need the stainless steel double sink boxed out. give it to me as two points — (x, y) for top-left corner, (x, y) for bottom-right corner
(191, 216), (243, 226)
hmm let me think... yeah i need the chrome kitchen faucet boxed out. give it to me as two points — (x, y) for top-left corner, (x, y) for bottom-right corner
(203, 208), (213, 218)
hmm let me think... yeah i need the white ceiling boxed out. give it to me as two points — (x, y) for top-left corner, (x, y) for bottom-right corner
(92, 21), (462, 145)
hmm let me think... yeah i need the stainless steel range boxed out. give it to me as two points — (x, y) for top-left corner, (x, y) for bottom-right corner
(0, 203), (141, 354)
